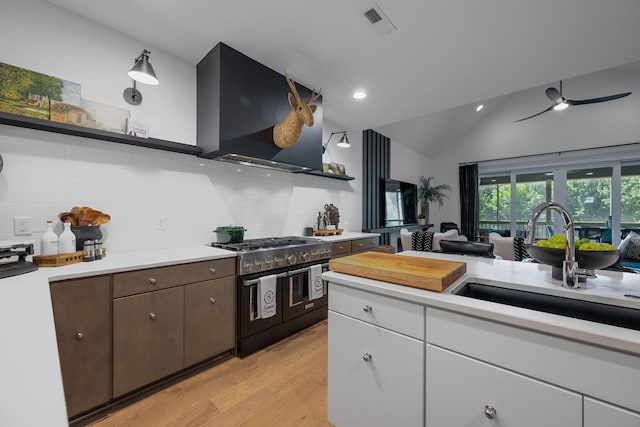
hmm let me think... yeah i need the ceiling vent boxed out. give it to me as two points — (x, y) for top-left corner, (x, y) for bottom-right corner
(361, 3), (397, 36)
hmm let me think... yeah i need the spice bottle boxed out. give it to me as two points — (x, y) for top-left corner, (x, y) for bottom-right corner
(83, 240), (95, 262)
(41, 220), (59, 256)
(94, 240), (103, 260)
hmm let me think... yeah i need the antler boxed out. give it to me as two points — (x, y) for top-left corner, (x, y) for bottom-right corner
(305, 88), (321, 104)
(284, 69), (302, 104)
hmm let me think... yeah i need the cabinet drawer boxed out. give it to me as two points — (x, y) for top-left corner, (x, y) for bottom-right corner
(329, 283), (423, 339)
(351, 237), (379, 252)
(426, 344), (582, 427)
(331, 241), (352, 258)
(113, 257), (235, 297)
(584, 397), (640, 427)
(328, 311), (423, 427)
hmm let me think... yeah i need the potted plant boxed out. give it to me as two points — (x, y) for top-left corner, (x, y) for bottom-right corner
(418, 176), (451, 224)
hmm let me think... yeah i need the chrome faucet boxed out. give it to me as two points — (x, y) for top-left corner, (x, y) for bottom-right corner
(525, 202), (593, 288)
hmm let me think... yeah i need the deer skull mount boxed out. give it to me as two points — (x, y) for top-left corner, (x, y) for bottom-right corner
(273, 71), (321, 149)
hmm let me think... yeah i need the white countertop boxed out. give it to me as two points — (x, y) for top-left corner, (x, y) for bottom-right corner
(0, 245), (236, 427)
(323, 251), (640, 355)
(305, 231), (380, 242)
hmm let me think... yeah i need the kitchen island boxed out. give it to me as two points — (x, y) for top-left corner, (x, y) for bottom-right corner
(0, 245), (236, 427)
(323, 251), (640, 426)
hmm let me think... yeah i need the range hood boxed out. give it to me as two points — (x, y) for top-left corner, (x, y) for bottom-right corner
(197, 43), (323, 173)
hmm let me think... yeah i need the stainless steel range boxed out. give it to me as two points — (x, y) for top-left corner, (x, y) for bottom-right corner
(212, 237), (332, 356)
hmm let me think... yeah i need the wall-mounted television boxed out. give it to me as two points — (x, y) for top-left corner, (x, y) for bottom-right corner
(381, 178), (417, 227)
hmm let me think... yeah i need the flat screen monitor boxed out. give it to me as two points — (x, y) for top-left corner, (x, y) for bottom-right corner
(382, 178), (417, 227)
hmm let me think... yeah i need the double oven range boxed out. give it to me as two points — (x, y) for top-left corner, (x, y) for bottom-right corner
(213, 237), (332, 357)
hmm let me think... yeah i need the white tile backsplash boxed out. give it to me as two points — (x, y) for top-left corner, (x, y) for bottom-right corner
(0, 125), (362, 253)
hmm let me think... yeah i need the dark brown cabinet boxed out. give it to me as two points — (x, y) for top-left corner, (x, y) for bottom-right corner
(112, 286), (184, 397)
(331, 236), (380, 259)
(50, 257), (236, 417)
(184, 277), (235, 366)
(50, 275), (111, 417)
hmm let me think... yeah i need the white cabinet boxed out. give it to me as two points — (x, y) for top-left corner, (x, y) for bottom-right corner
(328, 311), (423, 427)
(328, 282), (423, 427)
(584, 397), (640, 427)
(425, 344), (582, 427)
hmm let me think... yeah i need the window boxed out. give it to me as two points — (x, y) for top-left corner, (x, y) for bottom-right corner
(566, 167), (612, 225)
(477, 144), (640, 246)
(479, 175), (510, 232)
(621, 165), (640, 228)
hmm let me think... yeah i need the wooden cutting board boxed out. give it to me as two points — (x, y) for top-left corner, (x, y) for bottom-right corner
(329, 252), (466, 292)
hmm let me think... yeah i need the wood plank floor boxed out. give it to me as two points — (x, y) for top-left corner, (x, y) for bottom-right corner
(92, 320), (332, 427)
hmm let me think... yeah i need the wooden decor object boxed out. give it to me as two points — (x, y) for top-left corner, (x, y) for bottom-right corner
(33, 248), (107, 267)
(314, 229), (344, 236)
(273, 71), (321, 148)
(329, 252), (466, 292)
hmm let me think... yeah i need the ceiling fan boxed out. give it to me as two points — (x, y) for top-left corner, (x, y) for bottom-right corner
(514, 80), (631, 122)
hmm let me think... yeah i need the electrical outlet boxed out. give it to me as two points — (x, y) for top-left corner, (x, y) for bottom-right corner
(14, 216), (31, 235)
(157, 217), (166, 231)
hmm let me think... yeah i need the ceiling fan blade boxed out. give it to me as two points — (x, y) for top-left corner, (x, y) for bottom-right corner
(545, 87), (562, 103)
(566, 92), (632, 106)
(514, 105), (554, 122)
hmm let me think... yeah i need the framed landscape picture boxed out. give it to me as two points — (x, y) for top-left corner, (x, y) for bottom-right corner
(0, 62), (81, 120)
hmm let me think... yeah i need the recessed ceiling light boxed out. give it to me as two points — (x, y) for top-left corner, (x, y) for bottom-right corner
(353, 91), (367, 100)
(476, 104), (484, 112)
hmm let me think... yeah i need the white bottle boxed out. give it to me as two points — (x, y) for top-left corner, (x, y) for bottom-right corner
(41, 220), (59, 256)
(59, 222), (77, 254)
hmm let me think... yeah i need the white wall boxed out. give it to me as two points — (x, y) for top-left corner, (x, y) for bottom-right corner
(0, 0), (368, 253)
(430, 66), (640, 230)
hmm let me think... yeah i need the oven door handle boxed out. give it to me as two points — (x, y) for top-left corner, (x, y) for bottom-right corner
(242, 262), (329, 287)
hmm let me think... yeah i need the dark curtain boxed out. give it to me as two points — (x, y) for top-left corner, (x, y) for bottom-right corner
(459, 164), (479, 241)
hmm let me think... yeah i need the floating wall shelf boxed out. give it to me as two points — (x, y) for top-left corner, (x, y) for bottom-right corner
(0, 111), (353, 180)
(0, 112), (202, 156)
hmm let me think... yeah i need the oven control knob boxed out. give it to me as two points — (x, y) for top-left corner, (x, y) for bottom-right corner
(287, 255), (297, 264)
(243, 262), (253, 273)
(254, 260), (264, 270)
(274, 257), (283, 266)
(265, 259), (274, 268)
(302, 252), (311, 262)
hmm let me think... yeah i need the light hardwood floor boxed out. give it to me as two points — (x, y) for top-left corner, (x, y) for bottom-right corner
(92, 320), (332, 427)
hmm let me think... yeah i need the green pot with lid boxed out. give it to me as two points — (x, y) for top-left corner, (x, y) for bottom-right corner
(214, 225), (246, 244)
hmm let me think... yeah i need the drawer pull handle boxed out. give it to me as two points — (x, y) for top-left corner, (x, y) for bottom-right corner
(362, 353), (372, 362)
(484, 405), (496, 420)
(363, 304), (372, 313)
(149, 312), (157, 320)
(75, 331), (84, 340)
(148, 277), (158, 285)
(358, 243), (363, 246)
(209, 268), (216, 274)
(209, 297), (216, 304)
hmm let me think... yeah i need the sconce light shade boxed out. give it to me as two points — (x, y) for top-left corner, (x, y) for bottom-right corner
(128, 50), (159, 85)
(322, 131), (351, 153)
(123, 49), (159, 105)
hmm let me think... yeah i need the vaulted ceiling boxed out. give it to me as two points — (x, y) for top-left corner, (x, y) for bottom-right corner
(44, 0), (640, 156)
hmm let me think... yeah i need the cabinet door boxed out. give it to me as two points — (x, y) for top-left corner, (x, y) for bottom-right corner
(425, 344), (582, 427)
(328, 311), (423, 427)
(50, 276), (111, 417)
(184, 277), (235, 367)
(113, 287), (184, 397)
(584, 397), (640, 427)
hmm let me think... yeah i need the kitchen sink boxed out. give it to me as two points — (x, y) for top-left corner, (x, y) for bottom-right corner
(451, 280), (640, 331)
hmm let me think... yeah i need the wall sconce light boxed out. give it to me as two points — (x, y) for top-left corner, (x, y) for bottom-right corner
(123, 49), (159, 105)
(322, 131), (350, 154)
